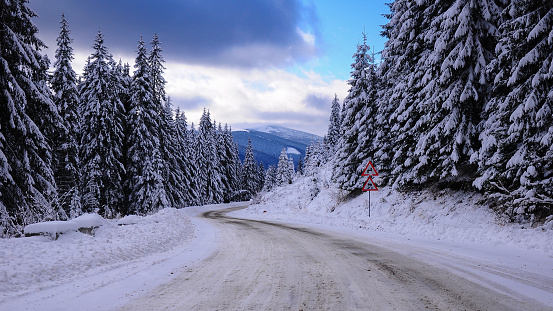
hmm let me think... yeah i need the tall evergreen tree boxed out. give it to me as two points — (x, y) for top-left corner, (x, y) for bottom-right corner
(332, 34), (376, 191)
(149, 34), (166, 106)
(126, 37), (168, 215)
(257, 161), (266, 192)
(160, 99), (189, 207)
(218, 124), (241, 202)
(326, 94), (342, 151)
(79, 31), (125, 217)
(242, 138), (259, 195)
(406, 0), (502, 186)
(1, 0), (60, 236)
(263, 165), (278, 191)
(51, 13), (81, 218)
(375, 0), (431, 187)
(475, 0), (553, 215)
(174, 108), (200, 206)
(297, 156), (304, 176)
(276, 148), (293, 185)
(197, 109), (223, 204)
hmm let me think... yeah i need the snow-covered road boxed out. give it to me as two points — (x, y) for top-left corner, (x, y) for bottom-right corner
(121, 206), (553, 311)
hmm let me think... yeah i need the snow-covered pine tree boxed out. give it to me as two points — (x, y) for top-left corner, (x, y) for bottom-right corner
(197, 109), (223, 204)
(148, 36), (187, 208)
(0, 0), (61, 236)
(353, 35), (380, 181)
(332, 34), (375, 191)
(174, 107), (200, 206)
(287, 157), (295, 183)
(160, 99), (189, 207)
(297, 156), (304, 176)
(215, 124), (230, 201)
(51, 13), (81, 218)
(217, 124), (241, 202)
(257, 162), (266, 192)
(406, 0), (502, 187)
(376, 0), (432, 188)
(475, 0), (553, 216)
(117, 60), (132, 208)
(241, 138), (259, 196)
(79, 31), (125, 218)
(276, 148), (293, 185)
(263, 165), (277, 191)
(326, 94), (342, 151)
(149, 34), (166, 106)
(125, 37), (168, 215)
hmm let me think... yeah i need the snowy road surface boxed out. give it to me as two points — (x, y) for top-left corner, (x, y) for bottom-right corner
(121, 206), (553, 311)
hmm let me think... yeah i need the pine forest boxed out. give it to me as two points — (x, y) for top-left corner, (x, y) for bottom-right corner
(0, 4), (263, 237)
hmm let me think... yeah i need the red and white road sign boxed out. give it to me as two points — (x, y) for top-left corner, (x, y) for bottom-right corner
(361, 161), (378, 191)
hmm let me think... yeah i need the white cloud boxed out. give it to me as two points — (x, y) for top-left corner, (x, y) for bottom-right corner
(165, 62), (348, 136)
(297, 28), (316, 46)
(69, 48), (348, 136)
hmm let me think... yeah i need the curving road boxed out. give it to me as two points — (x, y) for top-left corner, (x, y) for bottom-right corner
(121, 207), (551, 311)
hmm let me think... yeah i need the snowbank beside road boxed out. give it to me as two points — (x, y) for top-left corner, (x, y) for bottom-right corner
(0, 208), (194, 298)
(233, 170), (553, 256)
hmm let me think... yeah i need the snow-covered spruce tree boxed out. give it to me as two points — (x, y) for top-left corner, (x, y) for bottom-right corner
(352, 36), (380, 180)
(79, 31), (125, 217)
(0, 0), (61, 236)
(287, 157), (295, 182)
(117, 60), (132, 207)
(403, 0), (502, 188)
(197, 109), (223, 204)
(332, 34), (377, 191)
(51, 13), (81, 218)
(257, 162), (266, 192)
(263, 165), (277, 192)
(125, 37), (168, 215)
(297, 156), (304, 176)
(304, 140), (322, 176)
(326, 94), (342, 151)
(149, 34), (166, 107)
(174, 108), (200, 206)
(217, 124), (241, 202)
(376, 0), (434, 188)
(475, 0), (553, 217)
(160, 99), (189, 207)
(241, 138), (259, 197)
(148, 38), (187, 208)
(276, 148), (293, 185)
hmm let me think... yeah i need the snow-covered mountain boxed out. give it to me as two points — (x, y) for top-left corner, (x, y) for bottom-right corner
(251, 125), (321, 146)
(232, 125), (322, 168)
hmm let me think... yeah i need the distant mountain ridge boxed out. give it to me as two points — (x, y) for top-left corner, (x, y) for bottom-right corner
(232, 125), (322, 168)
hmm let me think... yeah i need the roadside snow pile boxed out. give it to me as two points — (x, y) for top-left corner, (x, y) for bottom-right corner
(24, 221), (80, 238)
(0, 208), (194, 296)
(24, 213), (107, 239)
(235, 168), (553, 256)
(71, 213), (106, 228)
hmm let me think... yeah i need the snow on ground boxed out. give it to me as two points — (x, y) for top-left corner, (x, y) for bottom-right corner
(232, 167), (553, 256)
(0, 208), (195, 301)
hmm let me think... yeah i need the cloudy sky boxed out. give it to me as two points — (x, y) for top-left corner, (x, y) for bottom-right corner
(29, 0), (388, 136)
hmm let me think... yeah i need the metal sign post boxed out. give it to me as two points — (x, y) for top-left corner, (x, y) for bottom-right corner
(361, 161), (379, 217)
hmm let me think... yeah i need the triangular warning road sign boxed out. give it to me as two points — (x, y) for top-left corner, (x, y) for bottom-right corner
(362, 161), (378, 177)
(362, 176), (378, 191)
